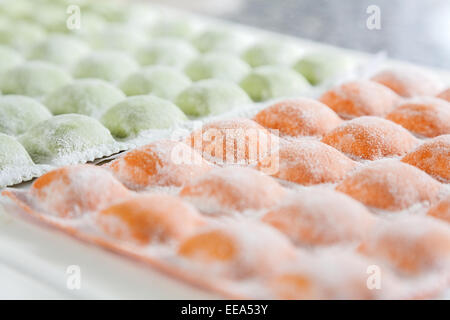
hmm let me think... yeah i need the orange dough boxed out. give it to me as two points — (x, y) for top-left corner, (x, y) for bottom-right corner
(30, 165), (131, 218)
(177, 222), (296, 278)
(336, 159), (442, 211)
(96, 194), (205, 245)
(253, 98), (342, 137)
(319, 80), (400, 118)
(107, 140), (213, 190)
(386, 97), (450, 138)
(262, 189), (376, 245)
(401, 134), (450, 182)
(187, 118), (277, 165)
(437, 88), (450, 102)
(321, 116), (418, 160)
(428, 194), (450, 224)
(258, 139), (357, 185)
(179, 167), (287, 212)
(359, 216), (450, 274)
(371, 68), (442, 97)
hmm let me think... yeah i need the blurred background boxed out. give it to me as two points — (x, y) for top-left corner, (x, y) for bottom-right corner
(156, 0), (450, 70)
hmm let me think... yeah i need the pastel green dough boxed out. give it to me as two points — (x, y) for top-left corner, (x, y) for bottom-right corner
(119, 66), (191, 100)
(293, 52), (355, 85)
(184, 53), (251, 82)
(192, 29), (248, 53)
(0, 45), (22, 75)
(0, 95), (52, 136)
(101, 95), (188, 139)
(240, 66), (311, 102)
(44, 79), (126, 118)
(150, 19), (197, 38)
(89, 25), (147, 53)
(242, 41), (302, 67)
(73, 51), (138, 82)
(0, 61), (72, 97)
(19, 114), (116, 164)
(135, 39), (198, 68)
(175, 79), (251, 116)
(28, 35), (90, 67)
(0, 133), (33, 169)
(0, 21), (46, 51)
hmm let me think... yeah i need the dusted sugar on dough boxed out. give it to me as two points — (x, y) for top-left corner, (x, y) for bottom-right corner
(253, 98), (342, 137)
(293, 52), (355, 85)
(135, 38), (198, 68)
(180, 167), (287, 213)
(101, 95), (187, 139)
(262, 189), (375, 246)
(177, 221), (296, 278)
(107, 140), (212, 190)
(242, 41), (302, 68)
(371, 67), (443, 97)
(96, 194), (205, 245)
(73, 51), (138, 82)
(175, 79), (251, 116)
(359, 216), (450, 274)
(19, 114), (116, 164)
(0, 21), (46, 51)
(29, 165), (131, 218)
(240, 65), (311, 102)
(89, 24), (147, 53)
(120, 66), (191, 100)
(437, 88), (450, 102)
(0, 61), (71, 97)
(258, 139), (357, 185)
(0, 133), (34, 169)
(336, 159), (442, 211)
(192, 29), (248, 54)
(187, 118), (276, 165)
(184, 53), (251, 82)
(428, 194), (450, 224)
(27, 35), (90, 67)
(386, 97), (450, 138)
(0, 45), (22, 75)
(44, 79), (125, 118)
(319, 80), (400, 118)
(322, 116), (418, 160)
(0, 95), (51, 136)
(402, 135), (450, 182)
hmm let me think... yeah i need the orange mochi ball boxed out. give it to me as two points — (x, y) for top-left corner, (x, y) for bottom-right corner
(401, 134), (450, 182)
(336, 159), (442, 211)
(359, 216), (450, 274)
(30, 165), (131, 218)
(258, 139), (357, 185)
(179, 167), (287, 213)
(371, 68), (443, 97)
(187, 118), (277, 166)
(253, 98), (342, 137)
(319, 80), (400, 118)
(428, 194), (450, 224)
(177, 221), (296, 278)
(437, 88), (450, 102)
(262, 189), (376, 246)
(106, 140), (213, 190)
(96, 194), (205, 245)
(386, 97), (450, 138)
(322, 116), (418, 160)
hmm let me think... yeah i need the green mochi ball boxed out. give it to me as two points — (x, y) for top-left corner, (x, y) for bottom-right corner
(293, 52), (356, 85)
(0, 133), (34, 170)
(192, 29), (248, 54)
(175, 79), (251, 116)
(119, 66), (191, 100)
(0, 61), (72, 97)
(44, 79), (126, 118)
(89, 24), (147, 53)
(0, 45), (22, 75)
(150, 19), (197, 39)
(135, 38), (198, 68)
(242, 41), (302, 67)
(185, 53), (251, 82)
(27, 35), (90, 67)
(19, 114), (116, 164)
(240, 65), (311, 102)
(0, 21), (46, 51)
(0, 95), (52, 136)
(101, 95), (188, 139)
(73, 51), (138, 82)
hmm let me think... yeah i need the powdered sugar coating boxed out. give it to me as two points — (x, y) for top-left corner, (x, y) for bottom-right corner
(437, 88), (450, 102)
(428, 194), (450, 224)
(0, 133), (34, 169)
